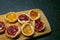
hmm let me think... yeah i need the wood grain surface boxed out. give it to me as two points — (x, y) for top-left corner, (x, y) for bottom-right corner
(0, 9), (51, 40)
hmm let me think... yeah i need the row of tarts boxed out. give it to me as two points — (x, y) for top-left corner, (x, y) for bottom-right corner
(0, 9), (45, 38)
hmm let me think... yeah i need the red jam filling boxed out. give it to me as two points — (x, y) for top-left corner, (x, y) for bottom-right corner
(18, 14), (29, 21)
(0, 21), (5, 30)
(35, 19), (44, 31)
(7, 25), (18, 36)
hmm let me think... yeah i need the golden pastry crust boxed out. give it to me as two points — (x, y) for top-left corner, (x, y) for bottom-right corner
(29, 9), (40, 20)
(21, 23), (34, 36)
(17, 12), (30, 24)
(4, 12), (17, 23)
(5, 24), (20, 38)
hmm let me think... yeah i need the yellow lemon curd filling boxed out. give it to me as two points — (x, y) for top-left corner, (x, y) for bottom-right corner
(6, 13), (16, 22)
(23, 25), (32, 35)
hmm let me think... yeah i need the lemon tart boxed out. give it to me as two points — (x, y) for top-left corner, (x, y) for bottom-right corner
(5, 12), (17, 23)
(21, 23), (34, 36)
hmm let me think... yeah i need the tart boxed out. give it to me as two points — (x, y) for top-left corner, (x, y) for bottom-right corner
(5, 25), (20, 38)
(5, 12), (17, 23)
(21, 23), (34, 36)
(18, 13), (30, 24)
(29, 10), (40, 20)
(34, 19), (45, 31)
(0, 21), (5, 33)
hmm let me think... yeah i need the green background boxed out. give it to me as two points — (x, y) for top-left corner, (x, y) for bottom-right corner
(0, 0), (60, 40)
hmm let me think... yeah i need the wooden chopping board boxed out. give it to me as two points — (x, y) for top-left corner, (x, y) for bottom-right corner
(0, 9), (51, 40)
